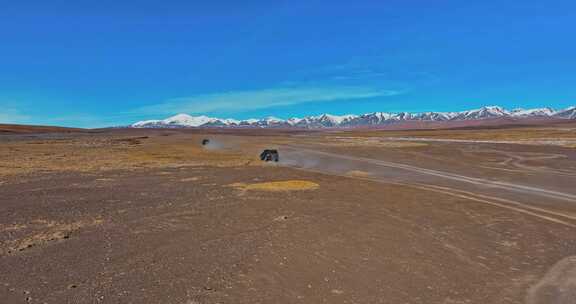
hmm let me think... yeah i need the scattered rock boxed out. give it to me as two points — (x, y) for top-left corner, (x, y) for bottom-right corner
(274, 215), (289, 221)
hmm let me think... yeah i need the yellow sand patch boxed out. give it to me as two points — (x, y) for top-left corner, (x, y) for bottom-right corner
(346, 170), (371, 178)
(230, 180), (319, 192)
(180, 177), (201, 182)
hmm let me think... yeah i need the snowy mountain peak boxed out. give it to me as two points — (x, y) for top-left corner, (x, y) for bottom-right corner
(130, 105), (575, 129)
(167, 113), (195, 120)
(264, 116), (282, 122)
(163, 114), (217, 127)
(477, 106), (509, 115)
(555, 107), (576, 119)
(510, 107), (555, 117)
(486, 105), (509, 114)
(315, 114), (357, 124)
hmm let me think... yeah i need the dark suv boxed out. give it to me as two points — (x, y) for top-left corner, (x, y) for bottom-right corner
(260, 149), (279, 162)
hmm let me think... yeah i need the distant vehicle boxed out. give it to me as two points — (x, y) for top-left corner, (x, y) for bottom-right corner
(201, 139), (210, 145)
(260, 149), (279, 162)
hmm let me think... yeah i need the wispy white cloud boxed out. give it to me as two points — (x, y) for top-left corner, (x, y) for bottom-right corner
(307, 57), (438, 85)
(135, 86), (401, 115)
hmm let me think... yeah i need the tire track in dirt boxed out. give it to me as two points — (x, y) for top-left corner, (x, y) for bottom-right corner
(408, 184), (576, 228)
(461, 147), (576, 177)
(280, 145), (576, 228)
(283, 145), (576, 202)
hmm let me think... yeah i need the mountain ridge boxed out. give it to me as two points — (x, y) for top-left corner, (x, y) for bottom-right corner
(131, 105), (576, 129)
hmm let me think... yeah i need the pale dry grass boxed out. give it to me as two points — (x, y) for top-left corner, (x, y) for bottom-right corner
(261, 134), (428, 149)
(334, 125), (576, 142)
(1, 218), (104, 255)
(0, 134), (257, 176)
(300, 136), (428, 148)
(0, 223), (27, 232)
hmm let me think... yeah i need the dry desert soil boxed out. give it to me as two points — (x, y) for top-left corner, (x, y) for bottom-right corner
(1, 124), (576, 304)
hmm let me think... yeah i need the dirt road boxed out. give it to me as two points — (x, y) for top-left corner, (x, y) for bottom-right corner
(280, 145), (576, 225)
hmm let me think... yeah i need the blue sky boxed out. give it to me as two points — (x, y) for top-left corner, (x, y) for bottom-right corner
(1, 0), (576, 127)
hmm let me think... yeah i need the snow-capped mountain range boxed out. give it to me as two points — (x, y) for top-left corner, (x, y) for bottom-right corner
(131, 106), (576, 129)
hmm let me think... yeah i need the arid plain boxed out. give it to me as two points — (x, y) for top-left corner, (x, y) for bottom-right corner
(1, 123), (576, 304)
